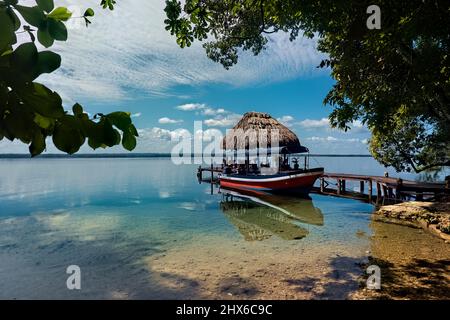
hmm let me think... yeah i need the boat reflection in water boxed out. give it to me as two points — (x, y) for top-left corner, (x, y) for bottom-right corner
(219, 188), (324, 241)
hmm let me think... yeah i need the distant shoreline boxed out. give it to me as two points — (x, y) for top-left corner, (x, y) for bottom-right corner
(0, 153), (373, 159)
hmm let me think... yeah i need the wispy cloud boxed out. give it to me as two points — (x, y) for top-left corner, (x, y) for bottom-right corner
(131, 112), (142, 118)
(298, 117), (369, 134)
(306, 136), (366, 143)
(201, 107), (227, 116)
(204, 114), (242, 128)
(36, 0), (326, 103)
(176, 103), (207, 111)
(277, 115), (295, 127)
(298, 118), (330, 129)
(158, 117), (184, 124)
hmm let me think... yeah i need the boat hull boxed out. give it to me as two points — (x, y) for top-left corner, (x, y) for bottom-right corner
(219, 169), (324, 195)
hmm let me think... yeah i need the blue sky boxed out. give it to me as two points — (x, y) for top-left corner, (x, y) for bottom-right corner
(1, 0), (371, 154)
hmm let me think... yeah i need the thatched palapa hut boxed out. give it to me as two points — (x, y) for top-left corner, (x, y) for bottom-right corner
(222, 112), (308, 154)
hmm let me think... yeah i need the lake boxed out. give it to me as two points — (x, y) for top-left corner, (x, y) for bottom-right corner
(0, 157), (448, 299)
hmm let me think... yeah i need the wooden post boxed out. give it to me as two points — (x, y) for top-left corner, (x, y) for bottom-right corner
(368, 180), (372, 202)
(320, 178), (325, 193)
(337, 179), (341, 195)
(416, 192), (423, 201)
(360, 181), (365, 194)
(388, 187), (394, 199)
(341, 179), (346, 194)
(382, 185), (388, 198)
(210, 162), (214, 194)
(197, 166), (202, 182)
(210, 162), (214, 183)
(376, 182), (381, 203)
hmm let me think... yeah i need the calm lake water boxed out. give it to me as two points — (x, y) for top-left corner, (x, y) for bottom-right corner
(0, 157), (447, 299)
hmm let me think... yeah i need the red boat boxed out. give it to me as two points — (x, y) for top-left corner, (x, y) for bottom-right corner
(219, 167), (324, 195)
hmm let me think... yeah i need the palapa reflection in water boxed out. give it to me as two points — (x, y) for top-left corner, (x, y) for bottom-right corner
(219, 188), (324, 241)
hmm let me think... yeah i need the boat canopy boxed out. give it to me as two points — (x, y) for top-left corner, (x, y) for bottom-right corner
(222, 112), (309, 155)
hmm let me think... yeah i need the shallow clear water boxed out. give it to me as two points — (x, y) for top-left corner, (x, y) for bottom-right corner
(0, 157), (446, 299)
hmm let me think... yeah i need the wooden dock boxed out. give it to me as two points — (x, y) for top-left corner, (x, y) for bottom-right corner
(197, 166), (449, 204)
(317, 173), (448, 204)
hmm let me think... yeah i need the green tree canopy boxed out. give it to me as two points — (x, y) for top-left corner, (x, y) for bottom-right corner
(164, 0), (450, 173)
(0, 0), (137, 156)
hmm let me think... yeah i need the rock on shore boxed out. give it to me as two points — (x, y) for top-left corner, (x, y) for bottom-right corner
(374, 202), (450, 241)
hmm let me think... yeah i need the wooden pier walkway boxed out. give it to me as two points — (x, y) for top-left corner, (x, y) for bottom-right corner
(197, 166), (449, 204)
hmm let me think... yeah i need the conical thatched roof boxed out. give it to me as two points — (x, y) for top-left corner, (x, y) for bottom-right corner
(222, 112), (308, 154)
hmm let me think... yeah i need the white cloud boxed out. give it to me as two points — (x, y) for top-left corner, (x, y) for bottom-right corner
(158, 117), (184, 124)
(195, 129), (224, 142)
(305, 136), (365, 143)
(298, 117), (369, 134)
(141, 127), (190, 141)
(277, 115), (295, 127)
(298, 118), (330, 129)
(302, 136), (370, 154)
(131, 112), (142, 118)
(350, 120), (369, 133)
(204, 114), (242, 128)
(35, 0), (326, 103)
(176, 103), (207, 111)
(202, 107), (227, 116)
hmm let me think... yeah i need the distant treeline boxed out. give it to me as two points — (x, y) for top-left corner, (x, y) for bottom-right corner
(0, 153), (372, 159)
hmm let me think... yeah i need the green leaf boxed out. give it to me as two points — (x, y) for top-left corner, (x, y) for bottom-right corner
(34, 51), (61, 77)
(36, 0), (54, 13)
(15, 5), (46, 28)
(1, 49), (13, 57)
(18, 83), (64, 118)
(6, 7), (21, 31)
(2, 105), (36, 143)
(0, 8), (17, 50)
(29, 130), (46, 156)
(47, 18), (68, 41)
(84, 8), (95, 17)
(107, 111), (132, 131)
(37, 28), (54, 48)
(52, 121), (85, 154)
(72, 103), (83, 116)
(122, 131), (137, 151)
(129, 124), (139, 136)
(11, 42), (38, 72)
(47, 7), (72, 22)
(88, 136), (102, 150)
(34, 113), (54, 129)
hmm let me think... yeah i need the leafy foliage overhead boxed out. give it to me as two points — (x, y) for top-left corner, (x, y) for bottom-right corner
(164, 0), (450, 173)
(0, 0), (138, 156)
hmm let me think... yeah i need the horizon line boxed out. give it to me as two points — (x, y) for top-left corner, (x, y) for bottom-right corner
(0, 153), (373, 159)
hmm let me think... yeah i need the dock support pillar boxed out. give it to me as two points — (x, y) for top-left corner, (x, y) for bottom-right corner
(341, 179), (346, 194)
(320, 178), (325, 193)
(376, 183), (382, 203)
(337, 179), (341, 195)
(210, 162), (214, 194)
(359, 181), (365, 194)
(210, 162), (214, 183)
(368, 180), (372, 202)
